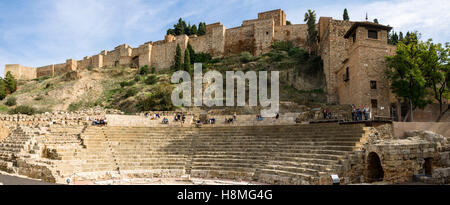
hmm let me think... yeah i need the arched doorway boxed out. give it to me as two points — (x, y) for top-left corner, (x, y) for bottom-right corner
(367, 152), (384, 183)
(130, 56), (139, 68)
(424, 158), (433, 176)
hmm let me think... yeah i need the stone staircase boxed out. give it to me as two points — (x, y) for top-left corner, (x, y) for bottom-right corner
(0, 123), (366, 184)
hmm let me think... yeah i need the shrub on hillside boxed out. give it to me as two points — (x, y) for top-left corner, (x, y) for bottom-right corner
(137, 85), (174, 111)
(272, 41), (295, 52)
(240, 52), (255, 63)
(8, 105), (36, 115)
(124, 88), (138, 98)
(5, 97), (17, 106)
(134, 75), (142, 82)
(68, 101), (83, 112)
(151, 66), (156, 74)
(144, 75), (158, 85)
(139, 65), (149, 75)
(120, 80), (135, 88)
(193, 52), (212, 63)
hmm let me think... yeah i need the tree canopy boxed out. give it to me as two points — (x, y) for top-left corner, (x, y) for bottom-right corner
(386, 32), (450, 121)
(343, 9), (349, 21)
(167, 18), (207, 36)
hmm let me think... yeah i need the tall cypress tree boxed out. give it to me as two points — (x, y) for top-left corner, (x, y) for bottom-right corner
(174, 44), (182, 71)
(187, 43), (195, 62)
(343, 9), (349, 21)
(198, 22), (206, 36)
(4, 71), (17, 94)
(0, 78), (6, 100)
(191, 24), (198, 35)
(184, 48), (191, 72)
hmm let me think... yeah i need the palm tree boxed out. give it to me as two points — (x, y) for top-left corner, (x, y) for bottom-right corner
(304, 10), (318, 54)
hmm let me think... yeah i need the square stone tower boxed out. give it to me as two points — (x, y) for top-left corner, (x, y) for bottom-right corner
(336, 22), (394, 117)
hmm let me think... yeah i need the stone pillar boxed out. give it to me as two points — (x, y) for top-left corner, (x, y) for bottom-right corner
(138, 43), (152, 68)
(92, 54), (104, 68)
(119, 44), (132, 66)
(65, 59), (78, 72)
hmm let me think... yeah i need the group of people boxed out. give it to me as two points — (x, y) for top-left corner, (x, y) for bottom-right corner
(92, 117), (107, 126)
(322, 108), (333, 119)
(145, 112), (161, 120)
(225, 113), (237, 124)
(351, 105), (371, 121)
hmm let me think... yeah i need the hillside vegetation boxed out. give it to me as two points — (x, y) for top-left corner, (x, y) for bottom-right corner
(0, 41), (327, 115)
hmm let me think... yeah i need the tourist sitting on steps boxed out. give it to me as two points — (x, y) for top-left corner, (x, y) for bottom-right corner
(256, 114), (263, 121)
(195, 120), (202, 128)
(225, 117), (234, 124)
(162, 118), (169, 124)
(276, 113), (280, 119)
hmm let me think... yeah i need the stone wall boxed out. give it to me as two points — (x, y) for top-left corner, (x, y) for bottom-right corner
(5, 9), (304, 80)
(318, 19), (353, 103)
(393, 122), (450, 138)
(4, 64), (36, 80)
(274, 24), (308, 50)
(336, 26), (393, 117)
(224, 25), (255, 56)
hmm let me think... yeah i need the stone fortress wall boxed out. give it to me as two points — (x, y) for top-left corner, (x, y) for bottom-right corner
(5, 9), (309, 78)
(5, 9), (403, 116)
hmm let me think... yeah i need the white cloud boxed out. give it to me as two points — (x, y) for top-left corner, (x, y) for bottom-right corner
(288, 0), (449, 43)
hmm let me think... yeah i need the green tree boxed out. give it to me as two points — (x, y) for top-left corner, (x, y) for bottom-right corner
(343, 8), (349, 21)
(0, 78), (6, 100)
(304, 10), (318, 54)
(420, 41), (450, 121)
(174, 18), (187, 35)
(373, 19), (379, 24)
(174, 44), (182, 71)
(286, 20), (292, 25)
(198, 22), (207, 36)
(386, 33), (432, 121)
(4, 71), (17, 94)
(184, 48), (191, 72)
(191, 24), (198, 35)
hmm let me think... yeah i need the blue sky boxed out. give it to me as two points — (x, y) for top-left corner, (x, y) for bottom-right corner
(1, 0), (449, 77)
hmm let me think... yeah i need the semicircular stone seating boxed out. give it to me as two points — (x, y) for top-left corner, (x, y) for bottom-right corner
(0, 123), (365, 184)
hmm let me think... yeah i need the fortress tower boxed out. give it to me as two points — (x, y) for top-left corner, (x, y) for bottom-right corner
(336, 21), (395, 117)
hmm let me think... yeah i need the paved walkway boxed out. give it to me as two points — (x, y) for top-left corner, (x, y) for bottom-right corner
(0, 174), (56, 185)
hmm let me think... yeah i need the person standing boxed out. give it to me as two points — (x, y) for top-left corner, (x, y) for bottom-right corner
(363, 105), (371, 121)
(351, 105), (357, 121)
(357, 108), (362, 121)
(323, 108), (327, 119)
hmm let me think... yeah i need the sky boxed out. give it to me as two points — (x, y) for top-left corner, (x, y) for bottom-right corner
(0, 0), (449, 77)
